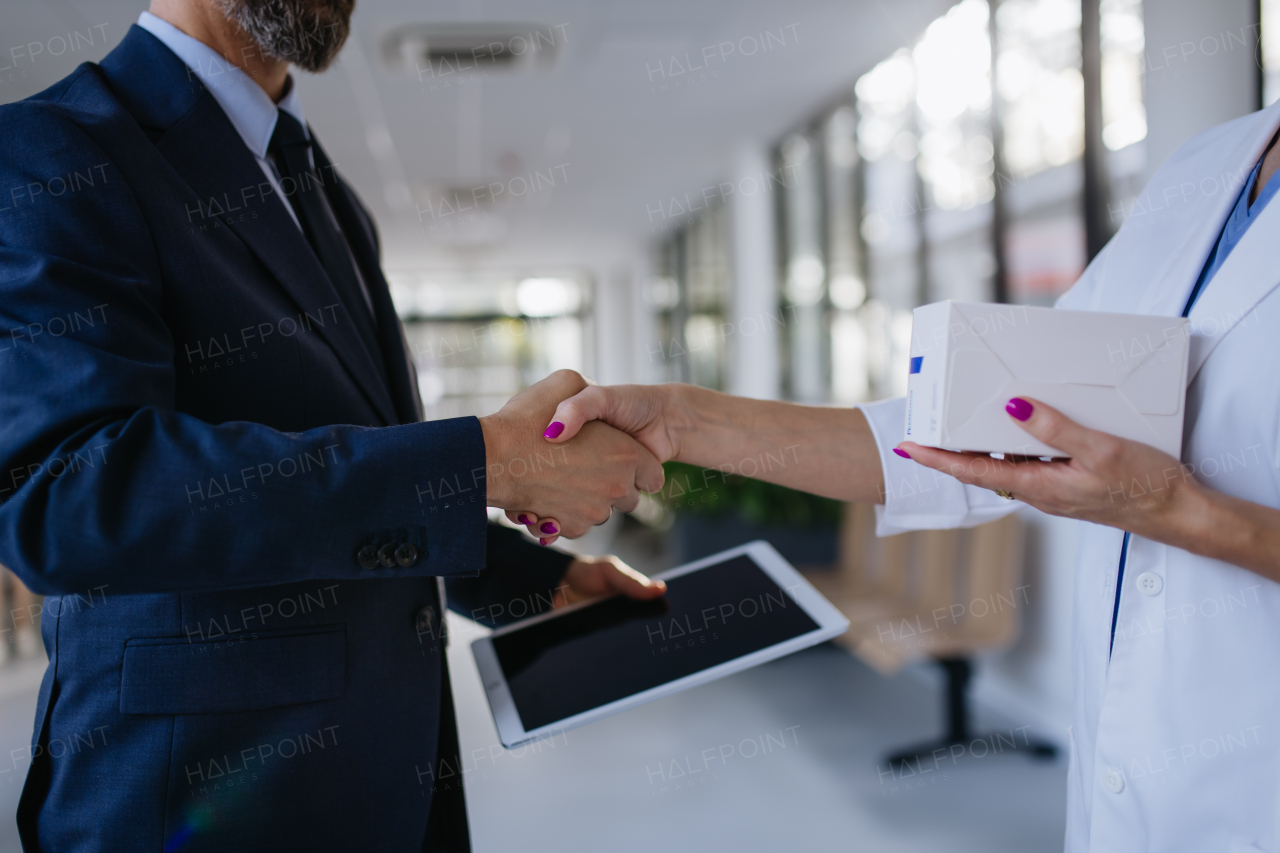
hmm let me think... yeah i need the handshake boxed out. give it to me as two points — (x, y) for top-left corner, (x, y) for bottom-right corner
(479, 368), (886, 547)
(478, 370), (682, 545)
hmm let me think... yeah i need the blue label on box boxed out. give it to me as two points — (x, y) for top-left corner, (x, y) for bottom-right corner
(909, 356), (923, 375)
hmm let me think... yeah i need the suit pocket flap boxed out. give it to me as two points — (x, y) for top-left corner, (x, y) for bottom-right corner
(120, 625), (345, 714)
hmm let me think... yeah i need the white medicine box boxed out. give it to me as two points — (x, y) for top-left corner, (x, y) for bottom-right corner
(904, 301), (1190, 457)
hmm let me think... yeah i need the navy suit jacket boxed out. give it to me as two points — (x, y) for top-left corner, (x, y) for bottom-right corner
(0, 26), (571, 852)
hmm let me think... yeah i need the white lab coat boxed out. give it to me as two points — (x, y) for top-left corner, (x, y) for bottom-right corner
(858, 97), (1280, 853)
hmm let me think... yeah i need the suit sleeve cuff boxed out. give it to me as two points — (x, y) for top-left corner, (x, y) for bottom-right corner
(346, 416), (489, 578)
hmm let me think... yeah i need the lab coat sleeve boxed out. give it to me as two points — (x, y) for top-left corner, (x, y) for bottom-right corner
(853, 239), (1117, 537)
(856, 396), (1022, 537)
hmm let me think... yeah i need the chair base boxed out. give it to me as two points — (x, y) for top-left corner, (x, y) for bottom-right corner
(884, 656), (1059, 770)
(886, 734), (1057, 770)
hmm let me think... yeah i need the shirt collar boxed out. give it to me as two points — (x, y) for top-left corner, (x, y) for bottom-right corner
(137, 11), (307, 159)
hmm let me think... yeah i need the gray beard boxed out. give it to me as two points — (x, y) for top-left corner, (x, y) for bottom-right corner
(214, 0), (355, 73)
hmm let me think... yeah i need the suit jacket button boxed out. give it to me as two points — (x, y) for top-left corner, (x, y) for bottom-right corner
(395, 543), (419, 567)
(377, 543), (397, 568)
(415, 605), (435, 635)
(357, 546), (378, 570)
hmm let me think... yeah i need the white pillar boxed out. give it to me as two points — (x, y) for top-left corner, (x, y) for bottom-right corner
(727, 145), (781, 400)
(1143, 0), (1260, 183)
(627, 253), (663, 385)
(589, 264), (626, 385)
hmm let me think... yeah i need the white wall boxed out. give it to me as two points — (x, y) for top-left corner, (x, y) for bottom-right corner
(590, 262), (641, 386)
(727, 144), (782, 401)
(1142, 0), (1260, 182)
(627, 254), (664, 386)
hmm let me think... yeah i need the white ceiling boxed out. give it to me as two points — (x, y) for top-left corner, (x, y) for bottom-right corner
(2, 0), (957, 273)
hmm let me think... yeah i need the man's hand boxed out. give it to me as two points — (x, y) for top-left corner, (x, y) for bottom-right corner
(554, 554), (666, 609)
(479, 370), (665, 539)
(896, 396), (1205, 540)
(504, 382), (688, 544)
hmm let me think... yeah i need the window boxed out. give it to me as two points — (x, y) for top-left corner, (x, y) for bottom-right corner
(1265, 0), (1280, 107)
(997, 0), (1086, 305)
(857, 49), (921, 400)
(998, 0), (1084, 178)
(765, 0), (1144, 403)
(650, 207), (731, 389)
(778, 130), (828, 403)
(825, 105), (872, 405)
(388, 271), (590, 419)
(1100, 0), (1146, 151)
(1099, 0), (1148, 227)
(997, 0), (1145, 302)
(917, 0), (997, 310)
(684, 208), (732, 390)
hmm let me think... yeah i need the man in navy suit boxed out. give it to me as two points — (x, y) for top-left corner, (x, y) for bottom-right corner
(0, 0), (667, 849)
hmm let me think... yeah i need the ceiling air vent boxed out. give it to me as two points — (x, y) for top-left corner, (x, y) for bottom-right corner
(381, 23), (561, 78)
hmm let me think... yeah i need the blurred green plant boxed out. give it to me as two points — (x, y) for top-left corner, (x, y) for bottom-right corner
(659, 461), (842, 528)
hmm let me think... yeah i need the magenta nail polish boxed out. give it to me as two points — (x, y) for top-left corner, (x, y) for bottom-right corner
(893, 448), (911, 459)
(540, 521), (558, 535)
(517, 514), (531, 524)
(543, 421), (565, 439)
(1006, 398), (1033, 421)
(539, 538), (549, 546)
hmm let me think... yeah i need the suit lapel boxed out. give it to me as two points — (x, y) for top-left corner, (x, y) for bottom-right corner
(99, 26), (399, 426)
(156, 102), (399, 425)
(312, 138), (424, 424)
(1185, 184), (1280, 385)
(1133, 103), (1280, 320)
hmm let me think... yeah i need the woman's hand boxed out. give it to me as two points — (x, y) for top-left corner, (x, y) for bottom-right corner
(897, 396), (1205, 542)
(540, 383), (689, 463)
(506, 383), (689, 545)
(900, 396), (1280, 582)
(480, 371), (665, 540)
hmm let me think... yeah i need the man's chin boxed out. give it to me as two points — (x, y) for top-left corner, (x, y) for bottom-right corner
(214, 0), (356, 73)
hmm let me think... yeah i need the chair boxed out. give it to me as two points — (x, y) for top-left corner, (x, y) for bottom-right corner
(802, 503), (1057, 767)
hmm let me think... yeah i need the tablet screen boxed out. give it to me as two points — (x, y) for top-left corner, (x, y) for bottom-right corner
(491, 553), (820, 731)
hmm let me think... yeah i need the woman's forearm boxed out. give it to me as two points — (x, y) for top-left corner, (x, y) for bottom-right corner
(1175, 485), (1280, 583)
(664, 384), (886, 504)
(889, 392), (1280, 584)
(646, 383), (1280, 583)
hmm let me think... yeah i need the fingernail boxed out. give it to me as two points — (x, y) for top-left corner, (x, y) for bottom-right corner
(540, 521), (558, 535)
(1006, 398), (1033, 421)
(893, 448), (911, 459)
(543, 422), (565, 439)
(539, 538), (549, 546)
(517, 514), (531, 524)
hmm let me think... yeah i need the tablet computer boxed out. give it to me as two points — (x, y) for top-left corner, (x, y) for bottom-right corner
(472, 540), (850, 748)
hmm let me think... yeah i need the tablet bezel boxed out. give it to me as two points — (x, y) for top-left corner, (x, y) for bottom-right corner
(472, 540), (850, 748)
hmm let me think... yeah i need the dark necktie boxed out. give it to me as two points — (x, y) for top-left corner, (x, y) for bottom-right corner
(269, 109), (388, 383)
